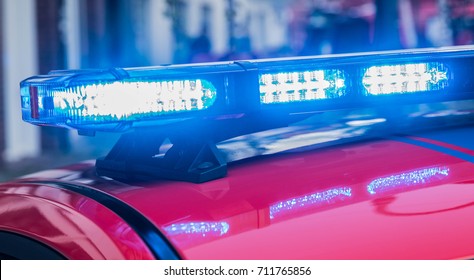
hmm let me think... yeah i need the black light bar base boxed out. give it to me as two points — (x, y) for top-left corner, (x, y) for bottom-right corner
(96, 130), (227, 184)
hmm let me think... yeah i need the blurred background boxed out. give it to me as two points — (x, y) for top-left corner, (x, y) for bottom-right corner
(1, 0), (474, 180)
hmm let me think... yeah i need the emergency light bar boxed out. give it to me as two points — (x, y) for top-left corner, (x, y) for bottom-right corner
(21, 46), (474, 132)
(19, 46), (474, 183)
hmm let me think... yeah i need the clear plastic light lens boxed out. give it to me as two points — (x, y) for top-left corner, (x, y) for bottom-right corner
(362, 63), (448, 95)
(259, 69), (346, 104)
(367, 166), (449, 195)
(26, 79), (217, 123)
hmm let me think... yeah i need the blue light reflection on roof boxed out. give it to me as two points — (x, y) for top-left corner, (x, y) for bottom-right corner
(43, 79), (217, 122)
(367, 166), (450, 195)
(259, 69), (346, 104)
(269, 187), (352, 220)
(164, 222), (230, 237)
(362, 63), (448, 95)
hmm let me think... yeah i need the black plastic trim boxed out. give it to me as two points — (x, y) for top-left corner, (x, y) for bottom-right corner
(96, 130), (227, 183)
(26, 181), (181, 260)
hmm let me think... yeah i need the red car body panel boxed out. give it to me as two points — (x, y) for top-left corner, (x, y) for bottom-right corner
(2, 130), (474, 259)
(0, 183), (155, 259)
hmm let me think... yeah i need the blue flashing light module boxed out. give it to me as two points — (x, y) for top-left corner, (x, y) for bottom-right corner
(362, 62), (448, 95)
(259, 69), (346, 104)
(22, 79), (216, 123)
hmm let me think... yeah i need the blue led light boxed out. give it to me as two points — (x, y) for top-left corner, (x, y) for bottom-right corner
(164, 222), (230, 237)
(25, 79), (217, 123)
(367, 166), (449, 195)
(362, 63), (448, 95)
(269, 187), (352, 220)
(259, 69), (346, 104)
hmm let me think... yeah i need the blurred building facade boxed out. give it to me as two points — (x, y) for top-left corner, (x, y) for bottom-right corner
(1, 0), (474, 166)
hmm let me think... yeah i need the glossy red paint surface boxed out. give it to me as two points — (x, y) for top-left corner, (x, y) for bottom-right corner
(7, 134), (474, 259)
(0, 183), (154, 259)
(409, 136), (474, 157)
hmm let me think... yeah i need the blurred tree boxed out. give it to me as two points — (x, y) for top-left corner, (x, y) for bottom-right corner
(189, 4), (214, 62)
(374, 0), (402, 50)
(165, 0), (190, 64)
(431, 0), (454, 46)
(300, 9), (333, 56)
(333, 16), (371, 53)
(81, 0), (149, 68)
(81, 0), (108, 67)
(36, 0), (70, 154)
(226, 0), (236, 52)
(222, 0), (256, 60)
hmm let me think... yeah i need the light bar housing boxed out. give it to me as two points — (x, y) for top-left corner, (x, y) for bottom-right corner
(20, 46), (474, 183)
(20, 46), (474, 132)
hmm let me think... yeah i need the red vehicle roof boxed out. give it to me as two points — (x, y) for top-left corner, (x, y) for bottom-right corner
(2, 126), (474, 259)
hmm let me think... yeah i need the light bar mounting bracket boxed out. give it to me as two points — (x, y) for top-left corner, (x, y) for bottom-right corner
(96, 127), (227, 183)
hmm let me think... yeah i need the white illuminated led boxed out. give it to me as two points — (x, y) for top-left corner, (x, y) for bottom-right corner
(362, 63), (448, 95)
(50, 79), (216, 120)
(259, 69), (346, 104)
